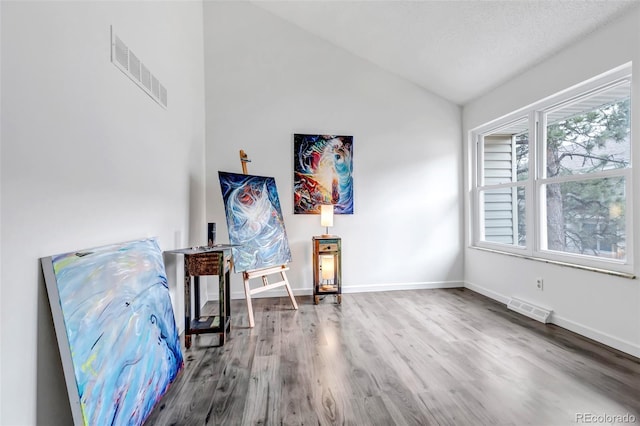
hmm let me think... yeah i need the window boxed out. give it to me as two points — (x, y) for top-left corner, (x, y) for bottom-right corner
(479, 119), (529, 248)
(471, 66), (632, 273)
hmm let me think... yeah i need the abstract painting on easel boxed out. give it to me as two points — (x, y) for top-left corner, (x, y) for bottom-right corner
(219, 172), (292, 273)
(293, 134), (354, 214)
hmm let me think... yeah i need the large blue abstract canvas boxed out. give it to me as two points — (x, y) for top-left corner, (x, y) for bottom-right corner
(293, 134), (354, 214)
(41, 238), (183, 426)
(219, 172), (292, 273)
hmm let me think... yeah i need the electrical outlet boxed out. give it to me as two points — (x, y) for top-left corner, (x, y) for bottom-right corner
(536, 277), (544, 291)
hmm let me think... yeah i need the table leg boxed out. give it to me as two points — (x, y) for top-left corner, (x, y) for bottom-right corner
(225, 265), (231, 332)
(184, 262), (192, 349)
(194, 275), (201, 320)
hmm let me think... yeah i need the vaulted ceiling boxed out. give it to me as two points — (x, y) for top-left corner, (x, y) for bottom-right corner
(253, 1), (640, 105)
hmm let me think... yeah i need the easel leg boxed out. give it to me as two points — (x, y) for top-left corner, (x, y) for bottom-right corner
(243, 272), (255, 328)
(282, 270), (298, 310)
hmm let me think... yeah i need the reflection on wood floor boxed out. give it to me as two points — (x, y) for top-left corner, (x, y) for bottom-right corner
(145, 288), (640, 425)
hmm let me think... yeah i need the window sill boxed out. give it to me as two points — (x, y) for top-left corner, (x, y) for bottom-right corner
(470, 246), (636, 279)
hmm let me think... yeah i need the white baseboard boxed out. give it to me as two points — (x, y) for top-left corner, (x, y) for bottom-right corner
(342, 280), (464, 294)
(230, 280), (464, 300)
(551, 314), (640, 359)
(464, 280), (640, 359)
(463, 281), (510, 304)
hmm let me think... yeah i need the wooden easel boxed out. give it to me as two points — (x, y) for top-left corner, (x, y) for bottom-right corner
(238, 149), (298, 328)
(239, 149), (251, 174)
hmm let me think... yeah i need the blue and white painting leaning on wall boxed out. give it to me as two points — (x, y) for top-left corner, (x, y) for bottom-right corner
(41, 238), (183, 426)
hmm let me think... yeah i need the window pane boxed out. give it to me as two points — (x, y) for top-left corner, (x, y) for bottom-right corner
(546, 82), (630, 178)
(482, 186), (526, 247)
(516, 132), (529, 182)
(544, 177), (625, 260)
(482, 119), (528, 185)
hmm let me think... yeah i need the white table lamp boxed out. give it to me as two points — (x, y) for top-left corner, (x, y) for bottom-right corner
(320, 204), (334, 236)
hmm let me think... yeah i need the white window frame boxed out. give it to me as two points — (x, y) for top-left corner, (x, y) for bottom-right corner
(470, 64), (633, 275)
(475, 116), (532, 251)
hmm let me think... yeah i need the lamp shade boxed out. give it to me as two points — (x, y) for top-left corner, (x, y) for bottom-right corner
(321, 255), (335, 281)
(320, 204), (334, 227)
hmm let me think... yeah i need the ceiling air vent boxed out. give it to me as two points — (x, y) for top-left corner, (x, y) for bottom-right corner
(507, 297), (552, 323)
(110, 26), (167, 109)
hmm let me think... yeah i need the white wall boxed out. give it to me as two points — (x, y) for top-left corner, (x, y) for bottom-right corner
(463, 8), (640, 357)
(0, 1), (4, 421)
(0, 1), (206, 424)
(202, 2), (463, 300)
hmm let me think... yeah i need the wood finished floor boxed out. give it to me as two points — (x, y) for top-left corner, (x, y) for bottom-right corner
(145, 289), (640, 425)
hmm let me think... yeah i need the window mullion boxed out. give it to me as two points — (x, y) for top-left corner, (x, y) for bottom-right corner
(474, 134), (483, 244)
(535, 111), (547, 253)
(538, 168), (629, 185)
(480, 181), (521, 191)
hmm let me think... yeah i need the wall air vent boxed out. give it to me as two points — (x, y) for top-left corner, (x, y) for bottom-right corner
(507, 297), (552, 323)
(129, 51), (141, 82)
(114, 36), (129, 71)
(159, 84), (167, 107)
(141, 63), (151, 91)
(110, 26), (167, 109)
(151, 75), (160, 98)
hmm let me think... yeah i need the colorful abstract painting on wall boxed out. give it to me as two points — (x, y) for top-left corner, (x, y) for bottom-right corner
(41, 238), (183, 426)
(294, 134), (354, 214)
(219, 172), (292, 272)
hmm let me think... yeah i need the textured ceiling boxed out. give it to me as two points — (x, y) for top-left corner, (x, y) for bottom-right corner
(254, 0), (640, 105)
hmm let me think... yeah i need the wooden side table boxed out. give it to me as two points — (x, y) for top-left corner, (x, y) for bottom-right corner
(165, 246), (233, 348)
(312, 236), (342, 304)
